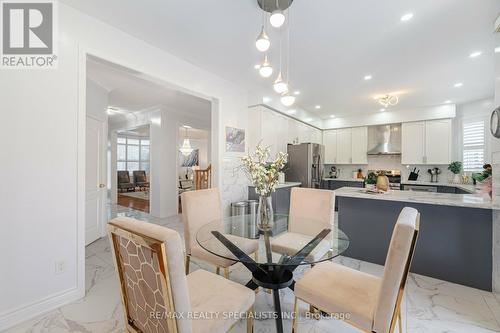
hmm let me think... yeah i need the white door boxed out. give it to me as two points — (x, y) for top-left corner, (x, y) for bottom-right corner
(351, 127), (368, 164)
(425, 119), (452, 164)
(86, 116), (106, 245)
(402, 122), (425, 164)
(323, 130), (337, 164)
(336, 128), (352, 164)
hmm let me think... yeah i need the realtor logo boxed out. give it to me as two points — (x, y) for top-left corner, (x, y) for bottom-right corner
(1, 0), (57, 68)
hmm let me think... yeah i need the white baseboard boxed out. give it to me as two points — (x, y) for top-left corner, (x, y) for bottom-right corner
(0, 287), (84, 331)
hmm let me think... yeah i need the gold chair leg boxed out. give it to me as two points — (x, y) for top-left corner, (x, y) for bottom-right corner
(216, 266), (220, 275)
(224, 267), (230, 279)
(185, 255), (190, 275)
(292, 297), (298, 333)
(398, 308), (403, 333)
(247, 306), (254, 333)
(309, 305), (319, 320)
(254, 251), (259, 262)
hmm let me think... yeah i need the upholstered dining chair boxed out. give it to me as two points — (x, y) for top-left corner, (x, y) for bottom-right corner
(271, 187), (335, 262)
(291, 207), (420, 333)
(108, 217), (255, 333)
(181, 188), (259, 278)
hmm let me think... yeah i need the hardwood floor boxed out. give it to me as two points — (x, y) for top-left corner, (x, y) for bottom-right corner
(117, 194), (150, 213)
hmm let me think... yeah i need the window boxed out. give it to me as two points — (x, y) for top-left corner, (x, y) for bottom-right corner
(462, 120), (485, 171)
(117, 136), (150, 176)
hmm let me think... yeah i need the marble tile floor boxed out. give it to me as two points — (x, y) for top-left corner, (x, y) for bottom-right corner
(6, 204), (500, 333)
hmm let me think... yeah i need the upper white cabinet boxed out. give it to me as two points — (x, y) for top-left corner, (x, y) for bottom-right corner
(323, 130), (337, 164)
(402, 119), (452, 165)
(351, 127), (368, 164)
(425, 119), (452, 164)
(402, 122), (426, 164)
(336, 128), (353, 164)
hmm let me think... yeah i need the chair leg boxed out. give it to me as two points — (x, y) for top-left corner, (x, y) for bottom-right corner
(247, 306), (254, 333)
(224, 267), (230, 279)
(185, 255), (190, 275)
(216, 266), (220, 275)
(398, 308), (403, 333)
(292, 297), (298, 333)
(309, 305), (319, 320)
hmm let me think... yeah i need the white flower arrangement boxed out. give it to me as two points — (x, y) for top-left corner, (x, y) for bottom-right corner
(241, 144), (288, 197)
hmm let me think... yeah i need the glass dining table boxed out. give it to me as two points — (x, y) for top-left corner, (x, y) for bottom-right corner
(196, 214), (350, 333)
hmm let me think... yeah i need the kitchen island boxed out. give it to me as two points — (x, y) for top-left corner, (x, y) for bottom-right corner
(248, 182), (301, 214)
(335, 187), (493, 291)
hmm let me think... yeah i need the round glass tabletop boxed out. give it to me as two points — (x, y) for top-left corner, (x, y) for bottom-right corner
(196, 214), (349, 267)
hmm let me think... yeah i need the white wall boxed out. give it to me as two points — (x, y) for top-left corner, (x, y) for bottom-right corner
(0, 3), (249, 329)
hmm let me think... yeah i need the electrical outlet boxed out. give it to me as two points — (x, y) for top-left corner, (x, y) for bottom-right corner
(55, 260), (66, 275)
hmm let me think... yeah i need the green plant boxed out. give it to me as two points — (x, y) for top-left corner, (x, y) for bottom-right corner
(448, 161), (462, 174)
(365, 172), (377, 185)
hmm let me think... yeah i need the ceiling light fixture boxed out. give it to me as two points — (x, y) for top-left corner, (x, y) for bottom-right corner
(315, 105), (321, 109)
(293, 90), (300, 95)
(330, 115), (335, 118)
(287, 109), (296, 114)
(380, 108), (386, 112)
(262, 96), (272, 103)
(254, 64), (261, 69)
(179, 126), (193, 156)
(280, 92), (296, 107)
(495, 47), (500, 53)
(305, 118), (313, 122)
(270, 10), (285, 28)
(259, 54), (273, 78)
(454, 82), (463, 88)
(469, 51), (482, 58)
(273, 72), (289, 93)
(255, 26), (270, 52)
(444, 100), (452, 104)
(364, 75), (373, 80)
(401, 13), (414, 22)
(377, 94), (399, 108)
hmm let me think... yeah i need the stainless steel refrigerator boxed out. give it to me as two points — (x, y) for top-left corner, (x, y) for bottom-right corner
(285, 143), (325, 188)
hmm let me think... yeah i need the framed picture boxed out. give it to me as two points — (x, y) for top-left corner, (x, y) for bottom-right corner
(225, 126), (245, 153)
(180, 149), (199, 167)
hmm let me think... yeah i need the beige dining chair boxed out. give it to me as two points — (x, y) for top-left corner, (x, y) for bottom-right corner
(108, 217), (255, 333)
(271, 187), (335, 262)
(181, 188), (259, 278)
(291, 207), (420, 333)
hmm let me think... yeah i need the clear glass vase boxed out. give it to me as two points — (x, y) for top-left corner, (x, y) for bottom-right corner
(257, 195), (274, 231)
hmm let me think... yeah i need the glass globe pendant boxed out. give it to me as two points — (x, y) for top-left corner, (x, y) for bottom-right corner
(280, 92), (296, 106)
(270, 10), (285, 28)
(273, 72), (289, 94)
(255, 26), (270, 52)
(259, 55), (273, 78)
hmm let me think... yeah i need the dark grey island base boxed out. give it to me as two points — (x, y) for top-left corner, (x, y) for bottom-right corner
(248, 182), (301, 214)
(337, 196), (493, 291)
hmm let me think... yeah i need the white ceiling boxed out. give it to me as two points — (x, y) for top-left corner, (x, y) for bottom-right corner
(67, 0), (500, 119)
(86, 56), (212, 117)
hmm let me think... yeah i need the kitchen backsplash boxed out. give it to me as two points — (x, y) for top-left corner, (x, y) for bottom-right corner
(325, 155), (457, 183)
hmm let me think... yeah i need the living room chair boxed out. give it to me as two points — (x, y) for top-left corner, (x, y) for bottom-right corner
(117, 170), (135, 192)
(107, 217), (255, 333)
(181, 188), (259, 278)
(291, 207), (420, 333)
(133, 170), (150, 190)
(271, 187), (335, 262)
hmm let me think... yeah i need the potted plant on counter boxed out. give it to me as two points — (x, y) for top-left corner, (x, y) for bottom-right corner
(448, 161), (462, 184)
(365, 172), (377, 190)
(241, 144), (287, 230)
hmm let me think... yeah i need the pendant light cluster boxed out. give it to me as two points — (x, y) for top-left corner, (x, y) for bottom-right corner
(255, 0), (296, 107)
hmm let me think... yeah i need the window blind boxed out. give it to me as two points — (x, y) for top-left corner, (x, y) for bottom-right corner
(463, 120), (485, 171)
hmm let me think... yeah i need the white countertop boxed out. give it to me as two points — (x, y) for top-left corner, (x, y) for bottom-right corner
(248, 182), (301, 189)
(323, 177), (365, 182)
(401, 180), (478, 193)
(334, 186), (493, 210)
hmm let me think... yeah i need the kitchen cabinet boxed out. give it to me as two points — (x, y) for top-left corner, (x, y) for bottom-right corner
(351, 127), (368, 164)
(402, 122), (426, 164)
(425, 119), (452, 164)
(337, 128), (353, 164)
(401, 119), (452, 165)
(323, 130), (337, 164)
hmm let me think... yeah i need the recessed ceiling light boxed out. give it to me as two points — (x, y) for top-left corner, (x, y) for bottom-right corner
(444, 100), (452, 104)
(254, 64), (261, 69)
(380, 108), (386, 112)
(262, 96), (271, 103)
(305, 118), (313, 122)
(469, 51), (482, 58)
(315, 105), (321, 109)
(400, 13), (414, 22)
(495, 47), (500, 53)
(287, 109), (296, 114)
(364, 75), (373, 80)
(330, 115), (335, 118)
(454, 82), (463, 88)
(294, 90), (301, 95)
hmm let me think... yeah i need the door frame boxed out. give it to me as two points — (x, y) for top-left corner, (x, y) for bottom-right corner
(76, 46), (221, 297)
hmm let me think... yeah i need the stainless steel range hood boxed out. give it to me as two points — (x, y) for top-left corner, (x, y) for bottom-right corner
(367, 124), (401, 155)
